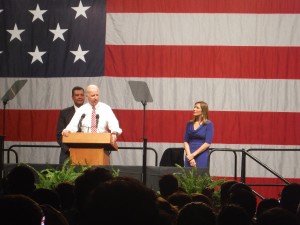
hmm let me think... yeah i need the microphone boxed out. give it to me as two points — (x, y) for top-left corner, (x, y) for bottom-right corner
(96, 114), (99, 131)
(78, 113), (86, 132)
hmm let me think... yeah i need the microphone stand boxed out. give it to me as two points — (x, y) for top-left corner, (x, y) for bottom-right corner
(1, 79), (27, 179)
(0, 100), (7, 180)
(141, 100), (147, 185)
(128, 81), (153, 185)
(2, 100), (8, 136)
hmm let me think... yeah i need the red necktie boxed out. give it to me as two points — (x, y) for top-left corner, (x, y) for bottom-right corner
(91, 107), (97, 133)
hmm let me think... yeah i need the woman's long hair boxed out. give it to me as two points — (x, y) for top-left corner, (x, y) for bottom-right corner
(192, 101), (209, 125)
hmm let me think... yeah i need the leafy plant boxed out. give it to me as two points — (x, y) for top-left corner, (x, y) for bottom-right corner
(24, 159), (91, 190)
(174, 164), (225, 194)
(111, 167), (120, 177)
(173, 164), (225, 209)
(24, 159), (122, 190)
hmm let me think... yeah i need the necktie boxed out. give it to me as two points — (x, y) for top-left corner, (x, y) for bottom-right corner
(91, 107), (97, 133)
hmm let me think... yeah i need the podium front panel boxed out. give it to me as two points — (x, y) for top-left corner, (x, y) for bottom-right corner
(69, 148), (109, 165)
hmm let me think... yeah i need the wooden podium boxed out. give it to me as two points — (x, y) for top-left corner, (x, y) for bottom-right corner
(62, 133), (118, 165)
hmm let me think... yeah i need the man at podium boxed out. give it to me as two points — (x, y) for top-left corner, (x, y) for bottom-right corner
(62, 84), (122, 138)
(61, 84), (122, 165)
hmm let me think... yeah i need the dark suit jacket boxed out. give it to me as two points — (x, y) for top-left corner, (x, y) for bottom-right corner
(56, 106), (76, 150)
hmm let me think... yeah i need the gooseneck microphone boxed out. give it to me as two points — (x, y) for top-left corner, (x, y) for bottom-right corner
(78, 113), (86, 132)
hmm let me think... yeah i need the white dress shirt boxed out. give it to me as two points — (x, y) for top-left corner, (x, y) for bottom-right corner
(65, 102), (122, 135)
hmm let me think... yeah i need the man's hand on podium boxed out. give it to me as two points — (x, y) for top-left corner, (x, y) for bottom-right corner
(62, 129), (71, 137)
(111, 133), (118, 143)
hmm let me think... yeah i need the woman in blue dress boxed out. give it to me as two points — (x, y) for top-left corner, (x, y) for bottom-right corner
(184, 101), (214, 168)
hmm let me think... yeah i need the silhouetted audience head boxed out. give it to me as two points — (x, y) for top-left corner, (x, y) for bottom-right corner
(84, 176), (159, 225)
(202, 187), (215, 200)
(257, 207), (300, 225)
(54, 181), (75, 212)
(167, 191), (192, 210)
(220, 180), (238, 206)
(156, 196), (178, 225)
(159, 174), (179, 199)
(217, 204), (251, 225)
(256, 198), (280, 218)
(228, 182), (252, 195)
(32, 188), (62, 211)
(63, 167), (113, 225)
(191, 192), (212, 207)
(3, 164), (36, 197)
(0, 194), (43, 225)
(280, 182), (300, 214)
(40, 204), (69, 225)
(177, 202), (216, 225)
(228, 187), (257, 221)
(74, 167), (113, 211)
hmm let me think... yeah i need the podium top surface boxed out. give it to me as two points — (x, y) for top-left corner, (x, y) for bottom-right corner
(62, 133), (118, 151)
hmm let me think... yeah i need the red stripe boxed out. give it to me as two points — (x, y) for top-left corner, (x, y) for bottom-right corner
(215, 177), (300, 200)
(1, 110), (60, 142)
(105, 45), (300, 79)
(2, 109), (300, 145)
(107, 0), (300, 13)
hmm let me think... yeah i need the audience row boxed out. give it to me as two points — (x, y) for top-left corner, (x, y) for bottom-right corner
(0, 165), (299, 225)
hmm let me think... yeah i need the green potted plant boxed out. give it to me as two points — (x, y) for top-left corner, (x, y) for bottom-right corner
(173, 164), (225, 209)
(24, 159), (121, 190)
(24, 159), (91, 190)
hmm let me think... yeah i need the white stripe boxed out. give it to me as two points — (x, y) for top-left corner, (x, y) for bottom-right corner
(1, 77), (300, 112)
(106, 13), (300, 46)
(4, 141), (61, 165)
(4, 141), (300, 178)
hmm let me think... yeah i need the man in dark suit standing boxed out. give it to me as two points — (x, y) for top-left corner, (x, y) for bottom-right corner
(56, 86), (85, 164)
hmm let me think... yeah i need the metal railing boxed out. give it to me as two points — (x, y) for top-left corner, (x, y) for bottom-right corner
(5, 144), (61, 164)
(208, 148), (240, 180)
(208, 148), (299, 199)
(3, 144), (159, 166)
(243, 148), (300, 186)
(118, 146), (158, 166)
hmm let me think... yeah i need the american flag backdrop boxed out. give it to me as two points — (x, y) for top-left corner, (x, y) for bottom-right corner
(1, 0), (300, 197)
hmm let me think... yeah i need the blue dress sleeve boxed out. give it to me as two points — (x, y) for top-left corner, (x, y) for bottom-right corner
(205, 121), (214, 144)
(184, 122), (190, 142)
